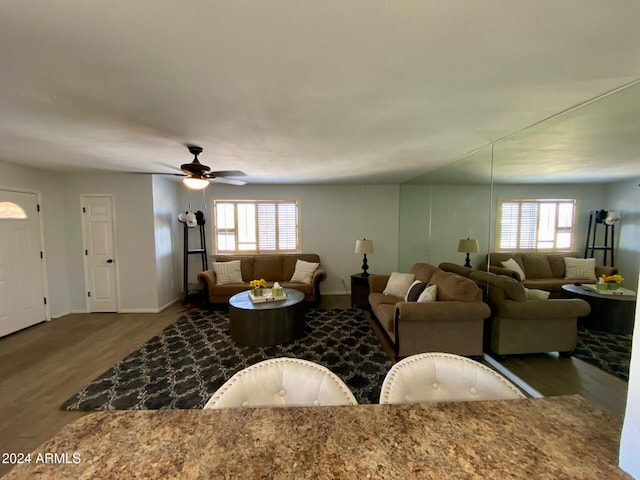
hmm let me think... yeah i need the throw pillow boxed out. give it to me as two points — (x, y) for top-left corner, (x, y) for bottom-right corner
(383, 272), (416, 298)
(524, 287), (551, 300)
(405, 280), (427, 302)
(213, 260), (243, 285)
(290, 259), (320, 284)
(564, 257), (596, 280)
(417, 284), (437, 302)
(501, 258), (526, 281)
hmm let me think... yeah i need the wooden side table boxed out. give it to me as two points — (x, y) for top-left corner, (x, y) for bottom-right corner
(351, 274), (371, 309)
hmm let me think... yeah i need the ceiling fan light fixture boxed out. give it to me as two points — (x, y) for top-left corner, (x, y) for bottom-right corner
(183, 177), (209, 190)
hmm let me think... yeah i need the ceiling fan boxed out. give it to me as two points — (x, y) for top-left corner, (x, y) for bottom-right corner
(168, 145), (247, 189)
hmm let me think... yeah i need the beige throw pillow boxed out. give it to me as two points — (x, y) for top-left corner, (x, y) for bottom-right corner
(417, 284), (437, 302)
(383, 272), (416, 298)
(213, 260), (243, 285)
(501, 258), (526, 281)
(290, 259), (319, 284)
(564, 257), (596, 280)
(524, 287), (551, 300)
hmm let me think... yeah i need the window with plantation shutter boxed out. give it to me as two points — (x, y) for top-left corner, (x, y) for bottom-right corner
(497, 198), (576, 252)
(213, 200), (300, 254)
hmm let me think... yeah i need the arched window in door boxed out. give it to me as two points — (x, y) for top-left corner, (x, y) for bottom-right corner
(0, 201), (27, 219)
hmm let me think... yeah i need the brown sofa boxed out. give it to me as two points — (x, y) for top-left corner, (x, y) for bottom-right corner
(480, 252), (617, 298)
(368, 263), (491, 359)
(198, 254), (327, 306)
(439, 263), (591, 357)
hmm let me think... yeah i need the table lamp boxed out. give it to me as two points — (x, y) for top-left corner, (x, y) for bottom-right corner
(457, 238), (479, 268)
(355, 239), (374, 276)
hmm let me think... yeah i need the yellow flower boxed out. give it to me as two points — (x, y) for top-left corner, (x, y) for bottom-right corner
(250, 279), (267, 288)
(601, 274), (624, 283)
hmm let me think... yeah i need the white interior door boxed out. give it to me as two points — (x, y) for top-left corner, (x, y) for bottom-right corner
(0, 190), (46, 337)
(83, 195), (118, 312)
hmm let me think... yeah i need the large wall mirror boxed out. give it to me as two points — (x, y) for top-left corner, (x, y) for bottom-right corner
(398, 80), (639, 423)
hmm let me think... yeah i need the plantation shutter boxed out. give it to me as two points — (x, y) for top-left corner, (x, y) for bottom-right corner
(278, 203), (297, 251)
(498, 199), (575, 252)
(214, 200), (300, 254)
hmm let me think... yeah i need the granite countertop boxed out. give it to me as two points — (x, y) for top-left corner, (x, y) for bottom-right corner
(3, 395), (630, 479)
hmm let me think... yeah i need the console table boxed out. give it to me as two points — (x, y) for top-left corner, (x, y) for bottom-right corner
(4, 395), (630, 479)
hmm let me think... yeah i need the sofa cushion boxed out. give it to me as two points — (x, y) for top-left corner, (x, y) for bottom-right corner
(254, 256), (283, 281)
(501, 258), (526, 281)
(409, 263), (440, 284)
(548, 253), (577, 278)
(290, 259), (319, 284)
(525, 287), (551, 300)
(522, 255), (553, 279)
(383, 272), (416, 298)
(213, 260), (243, 285)
(564, 257), (596, 280)
(489, 253), (523, 269)
(283, 254), (321, 279)
(470, 271), (527, 302)
(405, 281), (427, 301)
(431, 271), (479, 302)
(417, 284), (438, 302)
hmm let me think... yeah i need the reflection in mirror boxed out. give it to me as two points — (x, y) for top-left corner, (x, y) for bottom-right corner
(399, 144), (494, 272)
(492, 81), (640, 293)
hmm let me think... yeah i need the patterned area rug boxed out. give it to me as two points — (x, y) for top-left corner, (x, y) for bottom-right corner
(573, 325), (632, 381)
(61, 308), (393, 410)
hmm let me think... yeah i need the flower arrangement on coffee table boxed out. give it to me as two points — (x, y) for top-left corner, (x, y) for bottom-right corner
(600, 274), (624, 290)
(249, 278), (267, 296)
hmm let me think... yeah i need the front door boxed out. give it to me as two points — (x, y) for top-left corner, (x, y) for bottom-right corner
(0, 190), (46, 336)
(82, 195), (118, 312)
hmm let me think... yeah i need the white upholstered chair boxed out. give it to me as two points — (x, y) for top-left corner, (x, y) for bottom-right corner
(379, 352), (525, 404)
(204, 357), (358, 409)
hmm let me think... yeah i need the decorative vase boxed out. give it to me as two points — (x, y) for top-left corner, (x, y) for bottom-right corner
(607, 282), (621, 290)
(252, 288), (263, 297)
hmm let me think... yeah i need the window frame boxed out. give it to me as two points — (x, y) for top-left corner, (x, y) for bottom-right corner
(495, 197), (577, 253)
(212, 198), (301, 254)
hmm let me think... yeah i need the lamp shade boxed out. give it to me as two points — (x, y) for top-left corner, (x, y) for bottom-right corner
(355, 239), (374, 254)
(457, 238), (479, 253)
(183, 177), (209, 190)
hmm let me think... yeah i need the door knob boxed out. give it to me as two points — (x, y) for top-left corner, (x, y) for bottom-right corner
(106, 259), (113, 263)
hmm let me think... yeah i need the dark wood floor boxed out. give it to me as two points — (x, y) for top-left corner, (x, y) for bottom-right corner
(0, 295), (629, 476)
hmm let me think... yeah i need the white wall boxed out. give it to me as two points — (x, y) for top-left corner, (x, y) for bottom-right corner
(605, 177), (640, 292)
(181, 184), (400, 294)
(152, 176), (182, 309)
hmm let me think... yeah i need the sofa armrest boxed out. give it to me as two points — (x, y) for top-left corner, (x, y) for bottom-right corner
(369, 274), (390, 294)
(480, 263), (520, 280)
(395, 301), (491, 323)
(311, 265), (327, 284)
(595, 266), (618, 277)
(197, 269), (218, 292)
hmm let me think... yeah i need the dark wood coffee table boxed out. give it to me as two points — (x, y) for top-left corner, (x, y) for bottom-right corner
(228, 288), (306, 346)
(561, 283), (637, 334)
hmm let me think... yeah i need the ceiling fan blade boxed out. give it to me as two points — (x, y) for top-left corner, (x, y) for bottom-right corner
(209, 170), (246, 178)
(210, 177), (248, 186)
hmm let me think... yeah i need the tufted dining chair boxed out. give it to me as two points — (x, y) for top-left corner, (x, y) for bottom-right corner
(379, 352), (525, 404)
(203, 357), (358, 409)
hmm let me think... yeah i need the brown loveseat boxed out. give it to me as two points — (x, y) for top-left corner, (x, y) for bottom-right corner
(480, 252), (617, 298)
(368, 263), (491, 359)
(198, 254), (327, 306)
(439, 263), (591, 357)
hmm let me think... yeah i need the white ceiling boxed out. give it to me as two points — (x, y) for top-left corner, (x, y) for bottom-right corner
(1, 1), (639, 184)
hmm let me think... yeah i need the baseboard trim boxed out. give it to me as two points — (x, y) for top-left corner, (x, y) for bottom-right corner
(119, 297), (180, 314)
(483, 353), (544, 398)
(52, 309), (87, 319)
